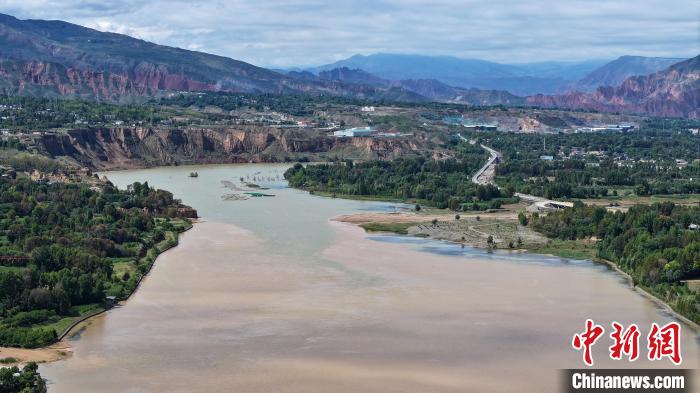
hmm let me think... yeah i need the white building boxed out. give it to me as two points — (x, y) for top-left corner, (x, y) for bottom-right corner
(333, 127), (376, 137)
(577, 124), (635, 132)
(463, 124), (497, 131)
(361, 106), (375, 112)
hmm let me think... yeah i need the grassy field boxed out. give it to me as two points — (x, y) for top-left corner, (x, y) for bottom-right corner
(0, 265), (28, 273)
(112, 259), (137, 280)
(527, 239), (598, 260)
(110, 218), (192, 279)
(32, 303), (103, 337)
(359, 221), (418, 234)
(585, 193), (700, 207)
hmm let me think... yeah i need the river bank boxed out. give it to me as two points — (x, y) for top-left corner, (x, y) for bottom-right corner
(335, 210), (548, 250)
(0, 343), (72, 367)
(37, 163), (700, 393)
(336, 210), (700, 333)
(0, 219), (195, 367)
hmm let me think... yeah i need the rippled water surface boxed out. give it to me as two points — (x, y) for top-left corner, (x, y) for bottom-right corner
(40, 164), (699, 392)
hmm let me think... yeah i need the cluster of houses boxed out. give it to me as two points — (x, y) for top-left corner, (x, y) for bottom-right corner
(540, 147), (609, 162)
(0, 104), (21, 121)
(538, 146), (696, 170)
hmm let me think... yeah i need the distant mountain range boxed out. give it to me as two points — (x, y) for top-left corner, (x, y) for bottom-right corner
(306, 53), (610, 95)
(0, 13), (697, 118)
(305, 53), (687, 96)
(300, 67), (524, 105)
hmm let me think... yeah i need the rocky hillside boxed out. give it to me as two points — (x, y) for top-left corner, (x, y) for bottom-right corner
(391, 79), (524, 105)
(574, 55), (685, 92)
(37, 127), (424, 169)
(527, 56), (700, 118)
(317, 67), (388, 86)
(0, 13), (423, 102)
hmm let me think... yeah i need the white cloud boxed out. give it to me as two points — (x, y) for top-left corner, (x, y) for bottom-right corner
(1, 0), (698, 67)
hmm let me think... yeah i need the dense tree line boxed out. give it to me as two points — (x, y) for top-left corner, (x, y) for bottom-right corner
(0, 155), (62, 174)
(496, 159), (700, 199)
(0, 362), (46, 393)
(531, 202), (700, 323)
(463, 127), (700, 198)
(285, 145), (516, 210)
(0, 138), (25, 151)
(157, 92), (377, 117)
(157, 92), (508, 118)
(0, 96), (175, 130)
(0, 178), (193, 347)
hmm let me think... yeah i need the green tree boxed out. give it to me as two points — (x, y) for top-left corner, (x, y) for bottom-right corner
(518, 212), (529, 226)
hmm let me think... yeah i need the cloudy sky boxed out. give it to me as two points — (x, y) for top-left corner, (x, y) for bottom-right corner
(1, 0), (698, 67)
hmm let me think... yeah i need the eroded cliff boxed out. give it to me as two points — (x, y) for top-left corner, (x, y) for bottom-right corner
(38, 127), (423, 169)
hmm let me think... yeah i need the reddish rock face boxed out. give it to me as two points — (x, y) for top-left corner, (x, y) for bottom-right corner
(0, 13), (432, 103)
(526, 56), (700, 118)
(0, 60), (220, 100)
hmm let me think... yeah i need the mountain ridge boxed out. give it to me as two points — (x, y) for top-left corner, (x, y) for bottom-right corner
(305, 53), (609, 95)
(574, 55), (686, 92)
(527, 56), (700, 118)
(0, 13), (428, 102)
(0, 13), (697, 118)
(303, 66), (524, 105)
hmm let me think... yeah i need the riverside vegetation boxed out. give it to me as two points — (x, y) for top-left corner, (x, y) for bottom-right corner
(292, 158), (700, 324)
(283, 128), (700, 325)
(1, 93), (698, 350)
(0, 177), (195, 348)
(463, 119), (700, 199)
(530, 202), (700, 324)
(0, 362), (45, 392)
(284, 141), (518, 211)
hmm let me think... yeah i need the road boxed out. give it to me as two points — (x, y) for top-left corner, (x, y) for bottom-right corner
(458, 134), (573, 212)
(457, 134), (501, 187)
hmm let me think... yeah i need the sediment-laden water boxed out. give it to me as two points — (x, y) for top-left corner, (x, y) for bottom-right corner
(40, 164), (699, 392)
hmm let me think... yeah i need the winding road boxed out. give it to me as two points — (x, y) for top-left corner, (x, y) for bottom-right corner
(458, 134), (573, 211)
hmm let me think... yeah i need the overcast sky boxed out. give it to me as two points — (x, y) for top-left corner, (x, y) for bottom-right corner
(1, 0), (698, 67)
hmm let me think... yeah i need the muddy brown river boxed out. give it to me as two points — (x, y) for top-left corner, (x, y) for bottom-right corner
(39, 164), (699, 392)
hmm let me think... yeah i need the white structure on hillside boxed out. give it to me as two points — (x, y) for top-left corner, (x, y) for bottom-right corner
(333, 127), (376, 137)
(576, 124), (635, 132)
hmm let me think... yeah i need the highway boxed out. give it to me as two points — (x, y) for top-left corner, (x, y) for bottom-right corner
(458, 134), (573, 212)
(457, 134), (502, 187)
